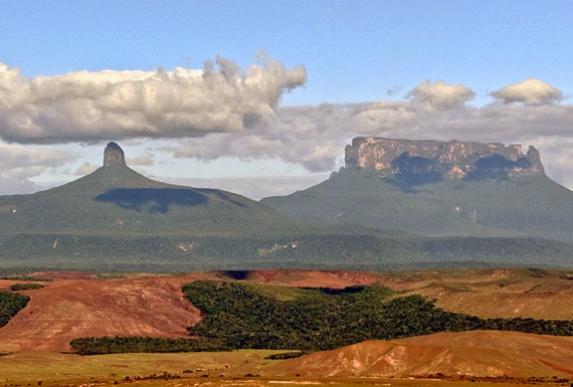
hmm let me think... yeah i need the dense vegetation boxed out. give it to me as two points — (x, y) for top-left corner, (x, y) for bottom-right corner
(183, 281), (573, 350)
(0, 291), (30, 328)
(9, 283), (44, 291)
(71, 281), (573, 355)
(2, 231), (572, 273)
(70, 336), (227, 355)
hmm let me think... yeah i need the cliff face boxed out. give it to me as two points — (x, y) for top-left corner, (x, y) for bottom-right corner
(345, 137), (544, 181)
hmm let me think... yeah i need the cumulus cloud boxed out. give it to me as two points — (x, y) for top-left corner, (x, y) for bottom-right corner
(0, 55), (306, 143)
(0, 177), (41, 195)
(407, 80), (475, 111)
(74, 162), (98, 176)
(491, 78), (564, 105)
(127, 156), (154, 166)
(2, 67), (573, 197)
(167, 78), (572, 192)
(0, 144), (72, 179)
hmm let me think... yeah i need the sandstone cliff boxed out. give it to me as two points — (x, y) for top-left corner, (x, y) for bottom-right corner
(345, 137), (544, 181)
(103, 141), (126, 167)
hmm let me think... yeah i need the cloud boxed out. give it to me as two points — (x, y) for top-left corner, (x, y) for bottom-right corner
(0, 144), (72, 179)
(406, 80), (475, 111)
(491, 78), (564, 105)
(0, 177), (41, 195)
(74, 162), (98, 176)
(167, 78), (572, 191)
(2, 65), (572, 197)
(127, 156), (154, 166)
(0, 54), (306, 143)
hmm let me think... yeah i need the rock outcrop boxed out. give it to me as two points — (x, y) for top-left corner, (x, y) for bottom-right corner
(103, 142), (126, 167)
(345, 137), (544, 181)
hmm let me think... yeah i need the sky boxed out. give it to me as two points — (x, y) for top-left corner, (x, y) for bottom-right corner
(1, 1), (572, 199)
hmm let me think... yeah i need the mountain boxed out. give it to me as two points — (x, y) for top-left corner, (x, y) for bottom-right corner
(262, 137), (573, 243)
(0, 143), (299, 237)
(0, 143), (428, 272)
(1, 140), (572, 273)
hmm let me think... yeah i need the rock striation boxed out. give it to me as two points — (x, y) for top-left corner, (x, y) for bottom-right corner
(345, 137), (544, 180)
(103, 142), (126, 167)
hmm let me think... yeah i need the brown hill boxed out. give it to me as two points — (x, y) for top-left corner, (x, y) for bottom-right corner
(0, 273), (206, 352)
(2, 268), (573, 353)
(261, 331), (573, 378)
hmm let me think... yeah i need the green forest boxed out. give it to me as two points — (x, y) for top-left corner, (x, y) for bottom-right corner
(70, 281), (573, 355)
(0, 290), (29, 328)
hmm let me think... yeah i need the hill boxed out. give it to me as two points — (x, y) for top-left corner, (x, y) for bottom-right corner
(260, 331), (573, 378)
(262, 137), (573, 243)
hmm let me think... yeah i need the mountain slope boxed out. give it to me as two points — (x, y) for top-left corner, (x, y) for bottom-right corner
(262, 167), (573, 242)
(0, 165), (301, 236)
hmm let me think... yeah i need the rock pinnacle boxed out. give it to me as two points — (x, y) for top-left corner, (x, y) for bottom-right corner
(103, 142), (126, 167)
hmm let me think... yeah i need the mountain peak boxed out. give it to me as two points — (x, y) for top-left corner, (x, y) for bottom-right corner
(103, 142), (126, 167)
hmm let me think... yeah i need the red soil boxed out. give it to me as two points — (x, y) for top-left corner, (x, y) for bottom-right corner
(0, 273), (208, 352)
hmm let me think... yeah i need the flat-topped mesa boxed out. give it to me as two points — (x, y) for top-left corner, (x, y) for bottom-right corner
(345, 137), (545, 179)
(103, 142), (126, 167)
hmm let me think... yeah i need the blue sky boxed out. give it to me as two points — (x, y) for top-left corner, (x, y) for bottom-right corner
(0, 1), (572, 198)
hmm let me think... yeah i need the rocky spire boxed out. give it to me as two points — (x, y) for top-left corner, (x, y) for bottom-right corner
(103, 142), (126, 167)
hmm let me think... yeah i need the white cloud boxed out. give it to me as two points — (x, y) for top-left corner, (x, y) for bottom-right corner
(491, 78), (564, 105)
(407, 80), (475, 111)
(0, 144), (72, 179)
(166, 78), (573, 191)
(0, 177), (41, 195)
(127, 156), (154, 166)
(2, 67), (573, 196)
(74, 162), (98, 176)
(0, 54), (306, 143)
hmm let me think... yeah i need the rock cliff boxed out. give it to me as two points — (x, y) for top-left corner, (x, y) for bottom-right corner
(345, 137), (544, 181)
(103, 142), (126, 167)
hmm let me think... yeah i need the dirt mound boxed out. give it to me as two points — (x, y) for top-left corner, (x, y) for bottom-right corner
(261, 331), (573, 378)
(0, 273), (208, 352)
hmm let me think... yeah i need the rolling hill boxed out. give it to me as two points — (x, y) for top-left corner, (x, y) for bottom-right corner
(261, 331), (573, 378)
